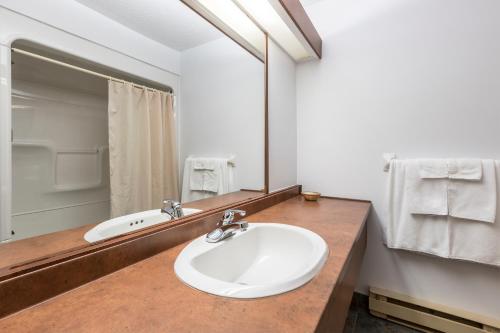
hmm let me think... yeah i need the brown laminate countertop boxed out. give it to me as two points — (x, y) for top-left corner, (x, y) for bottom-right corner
(0, 196), (370, 333)
(0, 190), (264, 272)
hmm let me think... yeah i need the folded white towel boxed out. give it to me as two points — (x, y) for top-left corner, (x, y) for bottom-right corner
(189, 157), (228, 193)
(386, 160), (450, 257)
(182, 157), (236, 203)
(418, 159), (449, 179)
(189, 170), (204, 191)
(189, 157), (219, 192)
(409, 160), (448, 216)
(192, 158), (216, 170)
(413, 159), (486, 217)
(418, 159), (482, 180)
(202, 169), (219, 193)
(448, 159), (496, 223)
(447, 159), (482, 180)
(385, 159), (500, 267)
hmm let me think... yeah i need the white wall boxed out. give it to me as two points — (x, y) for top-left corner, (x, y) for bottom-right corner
(180, 37), (265, 192)
(297, 0), (500, 318)
(268, 39), (297, 192)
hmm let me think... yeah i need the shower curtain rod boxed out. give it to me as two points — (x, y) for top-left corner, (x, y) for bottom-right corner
(11, 47), (173, 94)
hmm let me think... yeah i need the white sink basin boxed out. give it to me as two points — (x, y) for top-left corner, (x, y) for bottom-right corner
(174, 223), (328, 298)
(84, 208), (202, 243)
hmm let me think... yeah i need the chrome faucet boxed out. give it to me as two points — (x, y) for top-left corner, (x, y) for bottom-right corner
(161, 199), (184, 219)
(206, 209), (247, 243)
(220, 209), (246, 225)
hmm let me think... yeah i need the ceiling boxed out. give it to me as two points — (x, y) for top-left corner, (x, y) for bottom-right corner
(299, 0), (327, 7)
(75, 0), (223, 51)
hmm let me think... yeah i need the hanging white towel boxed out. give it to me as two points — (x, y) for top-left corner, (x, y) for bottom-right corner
(418, 159), (449, 179)
(412, 159), (486, 217)
(189, 170), (204, 191)
(418, 159), (482, 180)
(386, 160), (450, 257)
(448, 160), (500, 264)
(193, 158), (216, 171)
(448, 159), (496, 223)
(447, 159), (482, 180)
(202, 168), (220, 193)
(410, 160), (448, 216)
(385, 159), (500, 267)
(181, 156), (235, 203)
(189, 157), (220, 193)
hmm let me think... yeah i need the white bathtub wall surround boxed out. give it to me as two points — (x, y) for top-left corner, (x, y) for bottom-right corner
(180, 37), (265, 192)
(0, 44), (12, 241)
(268, 39), (297, 192)
(386, 159), (500, 266)
(298, 0), (500, 319)
(11, 77), (110, 240)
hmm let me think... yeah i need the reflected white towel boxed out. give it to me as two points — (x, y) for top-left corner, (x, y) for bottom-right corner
(193, 158), (216, 170)
(181, 157), (235, 202)
(189, 170), (204, 191)
(410, 160), (448, 216)
(189, 157), (219, 192)
(448, 159), (496, 223)
(202, 169), (219, 193)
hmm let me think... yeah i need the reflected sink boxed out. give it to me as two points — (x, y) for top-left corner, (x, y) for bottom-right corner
(174, 223), (328, 298)
(84, 208), (202, 243)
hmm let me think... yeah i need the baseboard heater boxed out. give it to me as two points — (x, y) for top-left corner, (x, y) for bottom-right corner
(369, 287), (500, 333)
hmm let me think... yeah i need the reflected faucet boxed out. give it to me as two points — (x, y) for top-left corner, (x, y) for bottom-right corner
(206, 209), (247, 243)
(161, 199), (184, 219)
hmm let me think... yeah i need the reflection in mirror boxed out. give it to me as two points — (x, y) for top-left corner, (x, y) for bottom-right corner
(0, 1), (265, 274)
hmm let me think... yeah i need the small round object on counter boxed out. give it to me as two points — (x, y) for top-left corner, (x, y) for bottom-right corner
(302, 191), (321, 201)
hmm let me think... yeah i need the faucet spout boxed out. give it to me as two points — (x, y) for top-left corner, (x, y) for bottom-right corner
(205, 209), (248, 243)
(206, 221), (248, 243)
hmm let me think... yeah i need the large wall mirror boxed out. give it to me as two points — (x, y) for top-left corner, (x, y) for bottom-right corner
(0, 1), (266, 275)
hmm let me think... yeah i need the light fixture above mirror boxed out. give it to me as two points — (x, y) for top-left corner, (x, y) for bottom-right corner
(182, 0), (322, 62)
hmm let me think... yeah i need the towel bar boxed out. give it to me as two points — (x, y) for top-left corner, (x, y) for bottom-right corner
(383, 153), (397, 171)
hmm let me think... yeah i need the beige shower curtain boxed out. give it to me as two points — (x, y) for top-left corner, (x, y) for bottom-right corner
(108, 81), (179, 217)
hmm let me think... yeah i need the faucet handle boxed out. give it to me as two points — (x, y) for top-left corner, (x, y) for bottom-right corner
(163, 199), (180, 206)
(162, 199), (182, 219)
(221, 209), (246, 225)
